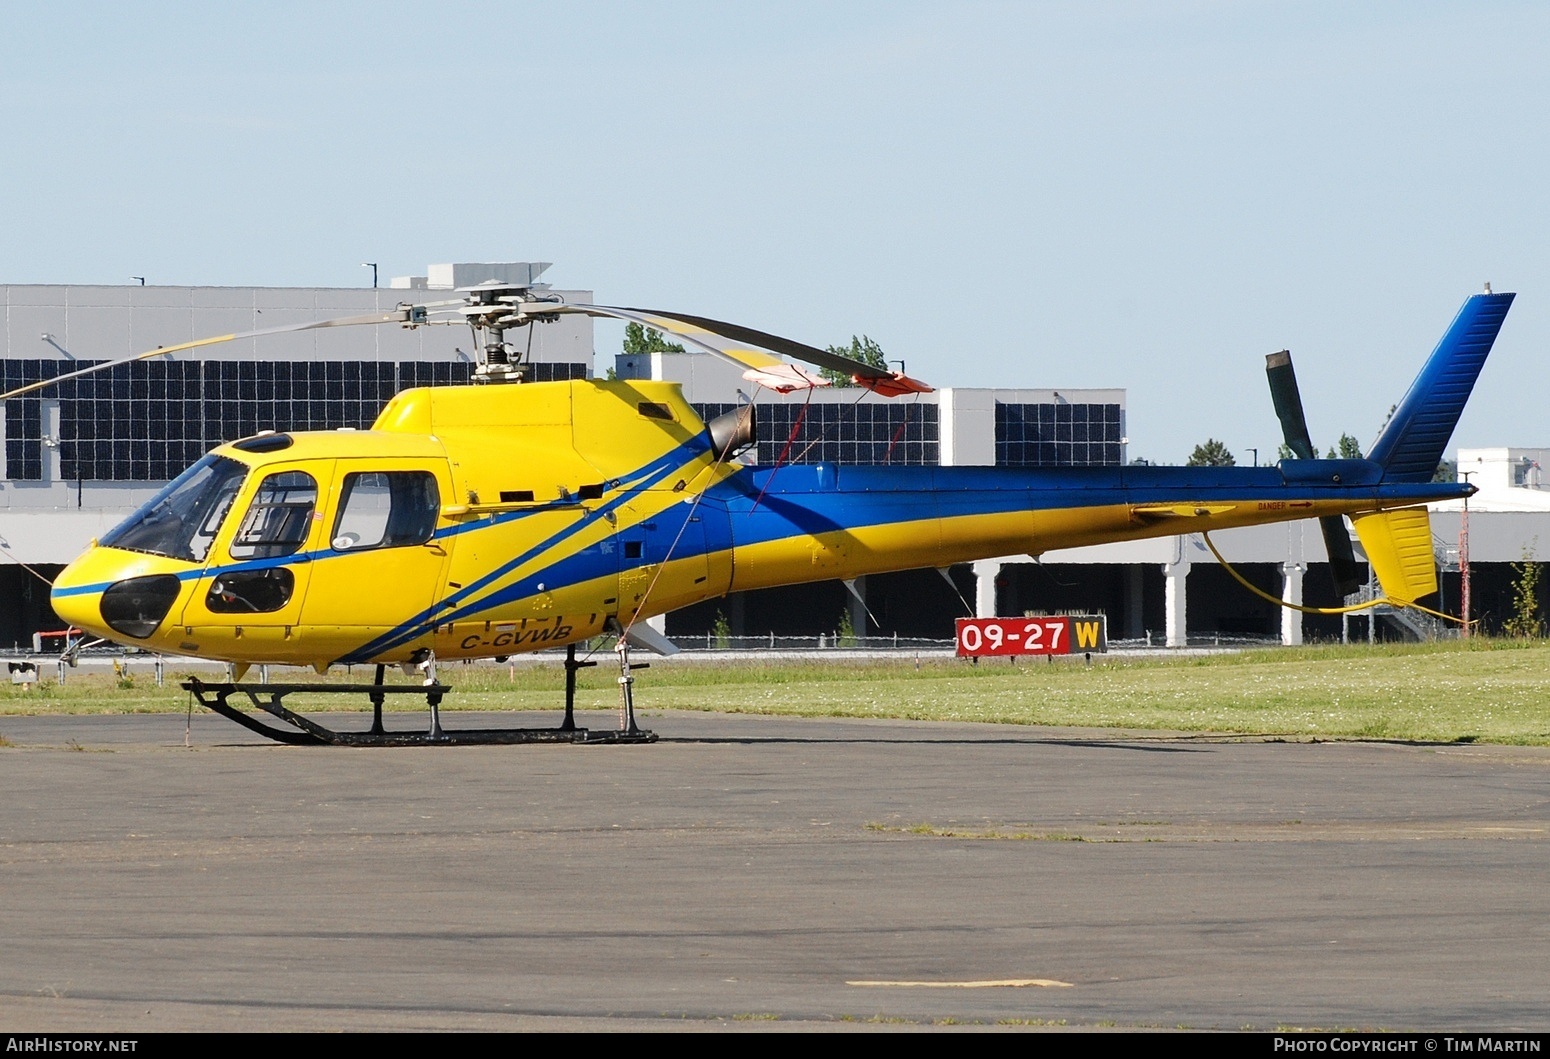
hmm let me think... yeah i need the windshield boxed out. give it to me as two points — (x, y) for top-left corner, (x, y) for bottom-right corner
(100, 455), (248, 562)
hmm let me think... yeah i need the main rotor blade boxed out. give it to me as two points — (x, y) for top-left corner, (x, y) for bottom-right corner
(1265, 349), (1315, 460)
(569, 303), (933, 396)
(0, 310), (413, 402)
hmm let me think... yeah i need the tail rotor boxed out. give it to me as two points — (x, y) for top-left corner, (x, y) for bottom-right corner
(1265, 350), (1364, 597)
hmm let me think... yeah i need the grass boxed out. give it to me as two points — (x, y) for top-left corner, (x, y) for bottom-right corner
(4, 638), (1550, 745)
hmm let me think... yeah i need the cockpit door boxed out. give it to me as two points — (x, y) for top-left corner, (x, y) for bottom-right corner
(296, 461), (452, 641)
(177, 461), (331, 658)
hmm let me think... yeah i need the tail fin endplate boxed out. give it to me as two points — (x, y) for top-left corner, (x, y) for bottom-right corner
(1350, 508), (1438, 604)
(1367, 292), (1515, 481)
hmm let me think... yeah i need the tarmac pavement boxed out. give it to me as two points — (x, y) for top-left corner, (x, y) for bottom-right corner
(0, 707), (1546, 1032)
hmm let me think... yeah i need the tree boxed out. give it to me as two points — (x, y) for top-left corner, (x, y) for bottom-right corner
(1186, 439), (1236, 467)
(820, 335), (887, 387)
(836, 607), (857, 647)
(1433, 459), (1457, 484)
(622, 322), (686, 355)
(1275, 433), (1362, 462)
(1325, 433), (1363, 459)
(1502, 546), (1544, 639)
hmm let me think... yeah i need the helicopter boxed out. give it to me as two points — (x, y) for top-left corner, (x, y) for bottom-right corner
(24, 282), (1514, 745)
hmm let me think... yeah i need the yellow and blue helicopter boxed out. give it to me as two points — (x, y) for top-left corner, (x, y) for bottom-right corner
(20, 283), (1514, 744)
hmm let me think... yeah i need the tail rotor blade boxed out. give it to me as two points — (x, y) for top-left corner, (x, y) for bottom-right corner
(1268, 350), (1363, 595)
(1320, 515), (1363, 598)
(1265, 350), (1315, 460)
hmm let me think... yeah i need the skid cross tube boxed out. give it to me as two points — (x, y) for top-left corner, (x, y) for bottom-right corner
(181, 677), (656, 747)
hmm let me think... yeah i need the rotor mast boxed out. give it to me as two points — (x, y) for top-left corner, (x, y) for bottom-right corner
(455, 279), (563, 385)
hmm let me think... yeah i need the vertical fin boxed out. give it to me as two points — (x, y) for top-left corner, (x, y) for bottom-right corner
(1368, 292), (1514, 481)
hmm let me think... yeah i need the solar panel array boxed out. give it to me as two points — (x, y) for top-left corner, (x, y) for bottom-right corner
(995, 401), (1124, 467)
(2, 364), (1122, 481)
(3, 359), (586, 481)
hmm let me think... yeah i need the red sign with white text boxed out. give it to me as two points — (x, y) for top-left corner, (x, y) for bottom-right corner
(955, 616), (1108, 657)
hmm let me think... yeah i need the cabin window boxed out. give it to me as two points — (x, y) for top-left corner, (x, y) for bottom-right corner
(205, 568), (296, 614)
(230, 471), (318, 559)
(331, 471), (440, 551)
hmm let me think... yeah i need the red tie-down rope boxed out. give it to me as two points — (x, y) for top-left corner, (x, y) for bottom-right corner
(750, 382), (815, 513)
(621, 388), (764, 641)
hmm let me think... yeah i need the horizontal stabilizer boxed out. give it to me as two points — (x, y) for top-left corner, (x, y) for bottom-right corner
(1350, 508), (1437, 603)
(1367, 292), (1515, 481)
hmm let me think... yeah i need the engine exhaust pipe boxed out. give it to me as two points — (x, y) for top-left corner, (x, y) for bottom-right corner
(707, 405), (757, 460)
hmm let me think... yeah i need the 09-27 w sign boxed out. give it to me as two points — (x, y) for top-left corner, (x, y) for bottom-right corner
(955, 616), (1108, 658)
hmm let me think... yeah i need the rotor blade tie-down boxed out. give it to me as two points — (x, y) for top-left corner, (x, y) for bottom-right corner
(881, 398), (917, 466)
(789, 385), (872, 466)
(750, 384), (814, 514)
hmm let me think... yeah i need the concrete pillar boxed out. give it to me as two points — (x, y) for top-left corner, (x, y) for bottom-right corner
(938, 390), (997, 466)
(1162, 542), (1191, 647)
(972, 559), (1002, 618)
(1281, 562), (1305, 646)
(41, 399), (61, 485)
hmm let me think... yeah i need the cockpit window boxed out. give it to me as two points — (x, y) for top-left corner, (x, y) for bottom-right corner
(330, 471), (440, 551)
(229, 471), (318, 559)
(100, 454), (247, 563)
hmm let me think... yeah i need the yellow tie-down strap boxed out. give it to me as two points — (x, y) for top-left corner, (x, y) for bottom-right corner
(1350, 507), (1438, 604)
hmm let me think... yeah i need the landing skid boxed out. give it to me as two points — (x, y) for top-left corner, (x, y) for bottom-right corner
(182, 644), (657, 747)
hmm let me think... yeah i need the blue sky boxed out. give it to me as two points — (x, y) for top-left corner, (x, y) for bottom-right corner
(3, 1), (1545, 463)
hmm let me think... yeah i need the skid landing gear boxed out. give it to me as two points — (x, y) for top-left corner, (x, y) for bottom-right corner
(182, 648), (657, 747)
